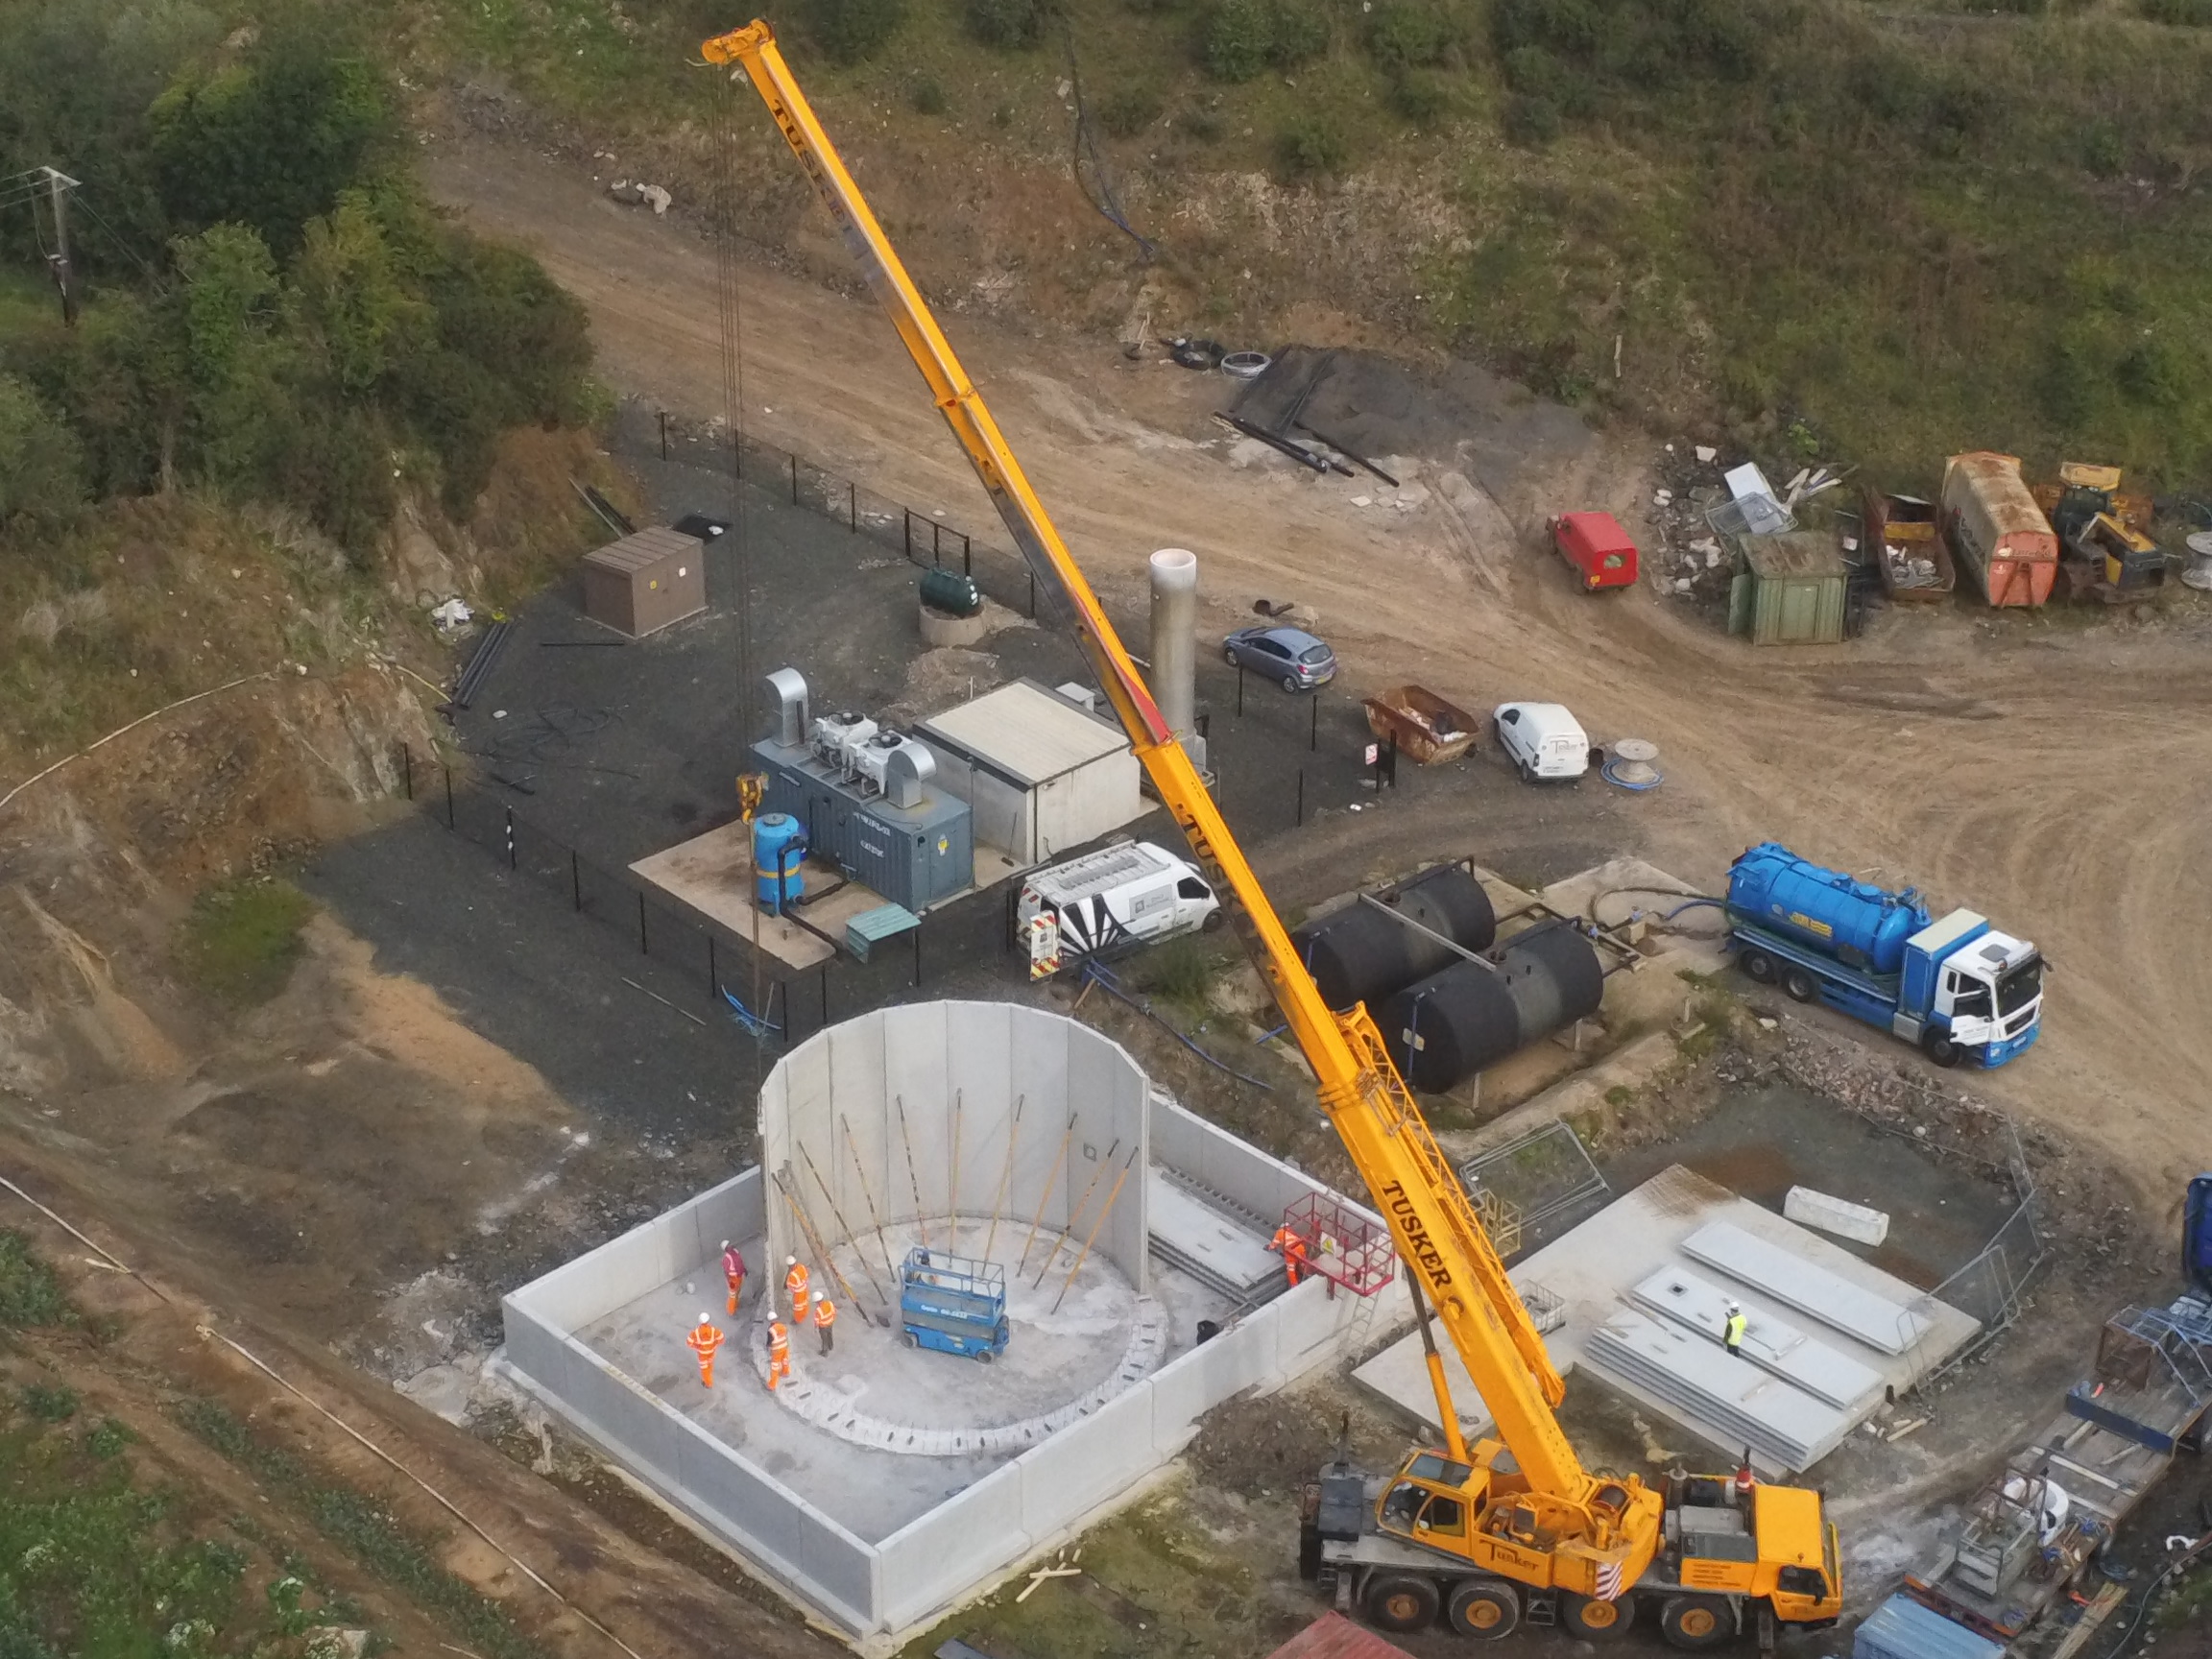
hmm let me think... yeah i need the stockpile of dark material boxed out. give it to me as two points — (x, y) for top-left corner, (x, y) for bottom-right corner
(1291, 864), (1496, 1010)
(1378, 920), (1604, 1093)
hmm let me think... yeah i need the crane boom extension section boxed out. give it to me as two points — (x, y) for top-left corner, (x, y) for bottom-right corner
(699, 24), (1838, 1632)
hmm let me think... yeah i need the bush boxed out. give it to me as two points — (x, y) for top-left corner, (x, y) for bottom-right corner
(1183, 105), (1227, 141)
(0, 1233), (74, 1328)
(967, 0), (1050, 48)
(174, 877), (315, 1006)
(2138, 0), (2212, 21)
(2118, 339), (2190, 407)
(1503, 93), (1562, 146)
(0, 373), (86, 533)
(806, 0), (906, 61)
(1098, 84), (1165, 136)
(1204, 0), (1276, 79)
(1270, 0), (1331, 64)
(1276, 111), (1350, 175)
(1387, 69), (1452, 126)
(1365, 0), (1458, 69)
(910, 75), (949, 114)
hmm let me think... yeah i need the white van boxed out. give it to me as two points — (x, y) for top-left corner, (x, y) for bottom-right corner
(1492, 701), (1590, 781)
(1017, 841), (1219, 961)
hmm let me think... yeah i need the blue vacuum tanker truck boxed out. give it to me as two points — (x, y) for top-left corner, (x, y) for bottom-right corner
(1725, 842), (2044, 1068)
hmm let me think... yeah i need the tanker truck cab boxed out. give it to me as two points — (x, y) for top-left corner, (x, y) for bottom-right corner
(1896, 914), (2044, 1068)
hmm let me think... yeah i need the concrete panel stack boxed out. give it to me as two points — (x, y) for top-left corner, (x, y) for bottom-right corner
(1682, 1221), (1932, 1353)
(1585, 1307), (1854, 1469)
(1630, 1268), (1885, 1413)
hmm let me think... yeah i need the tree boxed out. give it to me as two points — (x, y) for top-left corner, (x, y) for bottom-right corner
(291, 193), (424, 395)
(149, 38), (394, 258)
(805, 0), (905, 61)
(0, 374), (87, 531)
(170, 224), (295, 492)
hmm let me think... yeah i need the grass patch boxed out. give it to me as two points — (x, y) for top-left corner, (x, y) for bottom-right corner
(0, 1231), (76, 1329)
(176, 1396), (548, 1659)
(1140, 934), (1218, 1014)
(1, 1382), (369, 1659)
(174, 877), (316, 1006)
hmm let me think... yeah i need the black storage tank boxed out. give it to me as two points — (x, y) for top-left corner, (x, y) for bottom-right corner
(1291, 865), (1497, 1010)
(1378, 921), (1604, 1092)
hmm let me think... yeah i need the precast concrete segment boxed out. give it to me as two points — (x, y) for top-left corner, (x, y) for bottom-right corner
(1783, 1184), (1891, 1246)
(1584, 1306), (1853, 1470)
(1147, 548), (1199, 759)
(1682, 1220), (1932, 1354)
(1146, 1169), (1283, 1300)
(1630, 1267), (1885, 1413)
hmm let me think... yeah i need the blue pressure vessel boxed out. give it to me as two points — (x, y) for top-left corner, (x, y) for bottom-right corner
(753, 813), (806, 913)
(1725, 842), (1929, 974)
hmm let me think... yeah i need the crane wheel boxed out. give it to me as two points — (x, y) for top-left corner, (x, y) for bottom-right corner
(1921, 1027), (1962, 1069)
(1658, 1595), (1732, 1651)
(1562, 1592), (1636, 1640)
(1782, 968), (1817, 1003)
(1445, 1579), (1520, 1639)
(1363, 1574), (1440, 1632)
(1738, 949), (1777, 985)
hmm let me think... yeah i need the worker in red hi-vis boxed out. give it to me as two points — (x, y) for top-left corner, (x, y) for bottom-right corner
(784, 1255), (810, 1327)
(1268, 1224), (1308, 1287)
(765, 1319), (791, 1391)
(685, 1313), (724, 1387)
(813, 1295), (836, 1356)
(721, 1239), (747, 1315)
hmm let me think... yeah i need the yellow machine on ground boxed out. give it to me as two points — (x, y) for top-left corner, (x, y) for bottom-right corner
(697, 21), (1842, 1647)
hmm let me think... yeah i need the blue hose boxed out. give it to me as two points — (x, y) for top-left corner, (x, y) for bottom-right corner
(1080, 959), (1275, 1094)
(1663, 898), (1725, 921)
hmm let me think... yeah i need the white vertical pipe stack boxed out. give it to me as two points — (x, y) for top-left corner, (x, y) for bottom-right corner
(1147, 548), (1205, 769)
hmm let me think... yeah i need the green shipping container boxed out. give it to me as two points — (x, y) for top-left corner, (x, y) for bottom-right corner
(1727, 531), (1849, 645)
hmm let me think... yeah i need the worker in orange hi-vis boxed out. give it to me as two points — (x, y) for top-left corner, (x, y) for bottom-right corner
(765, 1319), (791, 1391)
(784, 1255), (810, 1327)
(1268, 1224), (1308, 1288)
(685, 1313), (725, 1387)
(720, 1239), (747, 1315)
(813, 1295), (836, 1356)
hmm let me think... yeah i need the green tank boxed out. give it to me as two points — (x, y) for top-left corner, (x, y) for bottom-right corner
(920, 567), (982, 616)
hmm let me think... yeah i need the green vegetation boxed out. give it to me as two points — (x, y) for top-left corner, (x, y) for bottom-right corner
(1142, 934), (1217, 1013)
(177, 1396), (548, 1659)
(174, 876), (316, 1006)
(0, 1230), (76, 1328)
(0, 4), (598, 557)
(804, 0), (909, 63)
(0, 1374), (373, 1659)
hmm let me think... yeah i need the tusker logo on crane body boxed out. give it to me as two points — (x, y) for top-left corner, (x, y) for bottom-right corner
(1379, 1182), (1453, 1291)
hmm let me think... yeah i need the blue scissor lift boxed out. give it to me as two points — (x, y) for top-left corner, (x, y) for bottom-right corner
(899, 1247), (1010, 1362)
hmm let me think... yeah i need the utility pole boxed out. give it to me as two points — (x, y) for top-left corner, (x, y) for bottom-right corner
(45, 168), (78, 326)
(1, 166), (81, 325)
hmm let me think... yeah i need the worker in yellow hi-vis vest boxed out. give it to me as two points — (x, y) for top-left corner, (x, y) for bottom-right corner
(1723, 1301), (1746, 1357)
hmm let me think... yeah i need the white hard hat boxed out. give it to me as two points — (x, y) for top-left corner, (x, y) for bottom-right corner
(698, 1312), (711, 1325)
(721, 1238), (731, 1249)
(1727, 1300), (1741, 1312)
(786, 1255), (798, 1266)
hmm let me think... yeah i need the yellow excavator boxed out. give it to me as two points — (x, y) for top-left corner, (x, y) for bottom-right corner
(697, 22), (1841, 1647)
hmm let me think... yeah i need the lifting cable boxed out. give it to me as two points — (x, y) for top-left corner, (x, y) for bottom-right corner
(709, 53), (773, 1101)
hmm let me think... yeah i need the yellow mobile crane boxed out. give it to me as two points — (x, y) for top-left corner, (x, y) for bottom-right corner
(699, 21), (1841, 1647)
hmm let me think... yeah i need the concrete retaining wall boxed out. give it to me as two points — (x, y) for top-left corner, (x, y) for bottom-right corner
(500, 1010), (1384, 1647)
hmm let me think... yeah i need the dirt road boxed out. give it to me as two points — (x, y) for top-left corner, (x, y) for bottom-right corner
(424, 132), (2212, 1206)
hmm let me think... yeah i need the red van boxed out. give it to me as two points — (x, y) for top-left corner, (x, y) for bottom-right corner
(1550, 511), (1639, 590)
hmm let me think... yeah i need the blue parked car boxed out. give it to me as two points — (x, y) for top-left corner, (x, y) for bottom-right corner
(1223, 625), (1336, 692)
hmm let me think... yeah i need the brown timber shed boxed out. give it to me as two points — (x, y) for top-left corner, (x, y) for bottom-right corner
(581, 527), (708, 637)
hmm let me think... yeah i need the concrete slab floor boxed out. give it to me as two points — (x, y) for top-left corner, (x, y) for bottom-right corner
(574, 1224), (1231, 1542)
(1353, 1165), (1979, 1470)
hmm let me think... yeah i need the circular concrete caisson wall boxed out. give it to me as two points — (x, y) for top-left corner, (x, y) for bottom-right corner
(755, 1001), (1163, 1453)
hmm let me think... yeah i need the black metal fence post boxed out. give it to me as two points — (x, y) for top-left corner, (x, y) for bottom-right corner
(401, 743), (412, 801)
(1237, 667), (1245, 717)
(903, 511), (913, 562)
(638, 893), (648, 953)
(1310, 689), (1320, 752)
(708, 935), (717, 999)
(570, 851), (582, 910)
(789, 452), (799, 505)
(848, 482), (857, 532)
(931, 521), (942, 567)
(445, 765), (455, 829)
(1028, 570), (1036, 617)
(961, 532), (972, 576)
(912, 925), (923, 988)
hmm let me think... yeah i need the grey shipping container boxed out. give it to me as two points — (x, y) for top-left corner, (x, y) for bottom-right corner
(755, 737), (974, 912)
(1853, 1595), (2002, 1659)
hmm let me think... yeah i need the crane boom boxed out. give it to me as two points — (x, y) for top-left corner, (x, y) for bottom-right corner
(701, 12), (1576, 1479)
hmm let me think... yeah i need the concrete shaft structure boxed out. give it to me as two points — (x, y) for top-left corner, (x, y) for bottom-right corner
(1146, 548), (1203, 769)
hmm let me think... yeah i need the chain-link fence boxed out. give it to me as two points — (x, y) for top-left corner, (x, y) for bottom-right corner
(1457, 1120), (1613, 1265)
(1897, 1118), (2048, 1392)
